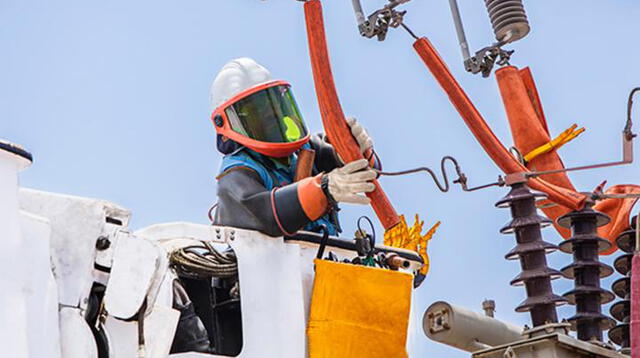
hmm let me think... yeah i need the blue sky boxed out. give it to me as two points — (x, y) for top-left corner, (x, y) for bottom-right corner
(2, 0), (640, 356)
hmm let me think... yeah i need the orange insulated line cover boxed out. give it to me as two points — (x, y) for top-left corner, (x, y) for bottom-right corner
(496, 66), (640, 253)
(304, 0), (400, 230)
(495, 66), (578, 238)
(413, 37), (586, 210)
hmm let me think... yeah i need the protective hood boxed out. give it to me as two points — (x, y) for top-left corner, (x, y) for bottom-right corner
(212, 80), (310, 157)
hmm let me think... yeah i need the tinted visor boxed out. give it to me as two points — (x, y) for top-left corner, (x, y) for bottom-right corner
(224, 85), (308, 143)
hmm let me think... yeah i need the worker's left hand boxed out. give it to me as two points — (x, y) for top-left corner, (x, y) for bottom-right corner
(347, 117), (373, 154)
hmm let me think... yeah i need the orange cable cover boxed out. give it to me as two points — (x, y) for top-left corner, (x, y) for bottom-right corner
(495, 66), (640, 253)
(304, 0), (400, 230)
(495, 66), (577, 238)
(413, 37), (586, 210)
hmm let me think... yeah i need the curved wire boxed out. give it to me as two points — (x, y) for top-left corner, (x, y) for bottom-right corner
(316, 225), (330, 260)
(357, 215), (376, 248)
(207, 203), (218, 224)
(400, 22), (419, 40)
(509, 146), (526, 165)
(376, 155), (504, 192)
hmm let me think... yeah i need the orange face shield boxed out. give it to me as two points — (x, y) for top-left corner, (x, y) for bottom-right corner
(211, 80), (311, 158)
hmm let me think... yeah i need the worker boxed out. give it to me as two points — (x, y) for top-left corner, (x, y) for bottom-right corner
(210, 57), (379, 236)
(171, 58), (379, 354)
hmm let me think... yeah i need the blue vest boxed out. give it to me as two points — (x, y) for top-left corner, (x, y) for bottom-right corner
(219, 146), (339, 236)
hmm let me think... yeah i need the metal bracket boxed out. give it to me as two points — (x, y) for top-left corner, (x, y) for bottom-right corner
(426, 307), (451, 334)
(448, 0), (512, 77)
(503, 346), (518, 358)
(526, 132), (634, 179)
(351, 0), (411, 41)
(503, 132), (634, 193)
(465, 45), (514, 78)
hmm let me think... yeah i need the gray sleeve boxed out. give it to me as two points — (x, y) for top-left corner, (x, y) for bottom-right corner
(213, 168), (314, 236)
(309, 133), (381, 172)
(309, 134), (342, 173)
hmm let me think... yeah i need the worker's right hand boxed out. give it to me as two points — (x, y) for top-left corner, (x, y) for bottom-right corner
(324, 159), (376, 205)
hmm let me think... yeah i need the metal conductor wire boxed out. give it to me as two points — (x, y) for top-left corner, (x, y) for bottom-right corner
(376, 156), (504, 192)
(170, 241), (238, 279)
(400, 22), (419, 40)
(626, 87), (640, 140)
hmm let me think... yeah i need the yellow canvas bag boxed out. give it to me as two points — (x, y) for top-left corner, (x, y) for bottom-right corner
(307, 259), (413, 358)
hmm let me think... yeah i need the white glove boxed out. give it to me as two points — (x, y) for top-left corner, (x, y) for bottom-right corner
(325, 159), (376, 205)
(347, 117), (373, 153)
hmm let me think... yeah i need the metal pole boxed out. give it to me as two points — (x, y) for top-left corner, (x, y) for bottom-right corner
(448, 0), (471, 61)
(351, 0), (366, 27)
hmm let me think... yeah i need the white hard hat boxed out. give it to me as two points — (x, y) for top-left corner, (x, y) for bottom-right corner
(209, 57), (273, 112)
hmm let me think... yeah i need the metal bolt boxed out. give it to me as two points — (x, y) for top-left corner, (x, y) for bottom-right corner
(95, 236), (111, 251)
(214, 115), (224, 127)
(482, 299), (496, 317)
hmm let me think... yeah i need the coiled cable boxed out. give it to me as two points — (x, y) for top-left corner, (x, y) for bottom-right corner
(170, 241), (238, 279)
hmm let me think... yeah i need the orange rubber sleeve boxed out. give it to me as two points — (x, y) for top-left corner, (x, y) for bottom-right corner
(518, 67), (549, 134)
(495, 66), (579, 238)
(297, 175), (329, 221)
(413, 37), (586, 210)
(304, 0), (400, 230)
(495, 66), (577, 191)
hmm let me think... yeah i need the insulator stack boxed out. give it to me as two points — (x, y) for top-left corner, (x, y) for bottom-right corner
(496, 183), (566, 327)
(484, 0), (531, 44)
(557, 205), (616, 342)
(608, 216), (637, 352)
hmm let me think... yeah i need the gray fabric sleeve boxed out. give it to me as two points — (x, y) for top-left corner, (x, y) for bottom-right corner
(309, 133), (381, 171)
(309, 134), (342, 173)
(213, 168), (311, 236)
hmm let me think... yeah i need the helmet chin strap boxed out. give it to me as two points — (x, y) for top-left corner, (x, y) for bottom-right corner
(216, 135), (243, 155)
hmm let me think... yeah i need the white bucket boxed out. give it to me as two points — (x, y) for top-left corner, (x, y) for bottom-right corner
(0, 140), (32, 357)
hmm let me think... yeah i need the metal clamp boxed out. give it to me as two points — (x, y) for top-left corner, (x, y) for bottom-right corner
(448, 0), (520, 77)
(351, 0), (412, 41)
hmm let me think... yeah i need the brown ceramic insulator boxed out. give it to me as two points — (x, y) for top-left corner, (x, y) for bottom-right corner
(558, 207), (616, 342)
(496, 183), (566, 327)
(608, 216), (637, 349)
